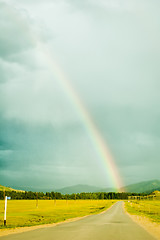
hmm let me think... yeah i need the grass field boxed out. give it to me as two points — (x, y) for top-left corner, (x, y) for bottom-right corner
(0, 199), (116, 229)
(125, 200), (160, 223)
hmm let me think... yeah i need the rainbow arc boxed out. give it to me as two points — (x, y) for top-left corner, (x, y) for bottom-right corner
(35, 41), (123, 192)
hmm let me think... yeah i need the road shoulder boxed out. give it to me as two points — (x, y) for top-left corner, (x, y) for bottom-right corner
(0, 216), (87, 237)
(123, 202), (160, 240)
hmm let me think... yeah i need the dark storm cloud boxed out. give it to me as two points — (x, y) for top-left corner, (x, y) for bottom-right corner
(0, 116), (101, 189)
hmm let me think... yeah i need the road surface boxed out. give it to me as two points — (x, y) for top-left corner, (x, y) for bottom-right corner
(0, 202), (156, 240)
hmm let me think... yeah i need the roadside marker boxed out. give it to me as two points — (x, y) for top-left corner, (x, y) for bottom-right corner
(4, 196), (7, 226)
(4, 196), (11, 226)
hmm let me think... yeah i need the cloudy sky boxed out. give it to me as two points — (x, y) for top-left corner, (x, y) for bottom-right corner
(0, 0), (160, 191)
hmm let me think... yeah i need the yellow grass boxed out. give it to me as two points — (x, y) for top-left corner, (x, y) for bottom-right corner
(0, 199), (116, 228)
(125, 200), (160, 223)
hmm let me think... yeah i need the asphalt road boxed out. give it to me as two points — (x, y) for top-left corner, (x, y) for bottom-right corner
(0, 201), (156, 240)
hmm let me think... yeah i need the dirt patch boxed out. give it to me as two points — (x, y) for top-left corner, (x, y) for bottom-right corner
(129, 215), (160, 240)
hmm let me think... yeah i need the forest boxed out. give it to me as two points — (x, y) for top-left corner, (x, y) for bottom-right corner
(0, 190), (147, 200)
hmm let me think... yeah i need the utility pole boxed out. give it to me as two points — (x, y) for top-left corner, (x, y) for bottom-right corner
(54, 193), (56, 206)
(66, 195), (68, 205)
(36, 192), (38, 208)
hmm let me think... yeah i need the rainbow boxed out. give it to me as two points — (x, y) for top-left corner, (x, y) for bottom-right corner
(35, 42), (123, 192)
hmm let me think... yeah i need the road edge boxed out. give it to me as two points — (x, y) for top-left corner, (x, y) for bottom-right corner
(0, 201), (117, 237)
(123, 201), (160, 240)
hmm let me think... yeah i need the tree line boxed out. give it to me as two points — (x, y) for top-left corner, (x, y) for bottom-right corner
(0, 190), (147, 200)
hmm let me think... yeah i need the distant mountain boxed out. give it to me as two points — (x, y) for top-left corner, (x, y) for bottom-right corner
(99, 187), (117, 193)
(122, 179), (160, 193)
(0, 184), (24, 192)
(55, 184), (102, 194)
(55, 180), (160, 194)
(2, 179), (160, 194)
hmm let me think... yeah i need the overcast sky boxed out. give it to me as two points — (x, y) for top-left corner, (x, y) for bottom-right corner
(0, 0), (160, 191)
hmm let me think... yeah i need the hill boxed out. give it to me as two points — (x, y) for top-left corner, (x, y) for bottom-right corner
(55, 180), (160, 194)
(0, 184), (24, 192)
(150, 190), (160, 196)
(122, 179), (160, 193)
(55, 184), (102, 194)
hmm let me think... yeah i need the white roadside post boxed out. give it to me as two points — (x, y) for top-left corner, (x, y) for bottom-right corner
(4, 196), (7, 226)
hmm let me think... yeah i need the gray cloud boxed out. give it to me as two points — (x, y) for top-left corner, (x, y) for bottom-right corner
(0, 0), (160, 190)
(0, 2), (36, 59)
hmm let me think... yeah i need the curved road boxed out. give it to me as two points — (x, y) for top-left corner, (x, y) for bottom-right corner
(0, 202), (156, 240)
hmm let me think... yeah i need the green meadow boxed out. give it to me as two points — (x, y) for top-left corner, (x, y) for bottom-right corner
(0, 200), (116, 229)
(125, 200), (160, 223)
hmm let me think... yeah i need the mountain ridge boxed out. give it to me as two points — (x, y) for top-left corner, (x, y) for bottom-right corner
(1, 179), (160, 194)
(55, 184), (102, 194)
(55, 179), (160, 194)
(121, 179), (160, 193)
